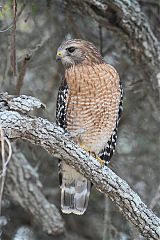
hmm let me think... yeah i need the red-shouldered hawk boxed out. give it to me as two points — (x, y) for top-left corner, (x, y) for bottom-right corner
(56, 39), (123, 215)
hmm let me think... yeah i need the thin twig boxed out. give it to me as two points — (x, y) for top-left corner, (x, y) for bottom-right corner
(16, 54), (31, 95)
(0, 3), (26, 33)
(0, 24), (13, 33)
(1, 3), (26, 88)
(0, 127), (12, 216)
(4, 138), (12, 169)
(2, 40), (11, 89)
(0, 127), (5, 216)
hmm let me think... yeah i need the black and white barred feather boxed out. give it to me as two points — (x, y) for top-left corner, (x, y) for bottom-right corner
(56, 78), (68, 186)
(56, 78), (68, 130)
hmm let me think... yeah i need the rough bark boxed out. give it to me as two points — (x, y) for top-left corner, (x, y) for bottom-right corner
(5, 143), (64, 236)
(0, 94), (160, 239)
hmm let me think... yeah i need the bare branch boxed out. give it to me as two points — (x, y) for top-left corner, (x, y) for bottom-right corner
(0, 24), (13, 33)
(0, 127), (12, 215)
(16, 54), (31, 95)
(0, 93), (45, 114)
(0, 3), (26, 33)
(5, 143), (64, 235)
(0, 94), (160, 239)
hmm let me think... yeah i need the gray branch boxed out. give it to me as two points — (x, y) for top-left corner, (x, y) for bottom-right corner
(5, 144), (64, 235)
(0, 94), (160, 239)
(0, 93), (45, 114)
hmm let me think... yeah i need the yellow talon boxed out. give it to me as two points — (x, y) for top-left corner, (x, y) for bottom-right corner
(95, 156), (105, 166)
(79, 143), (91, 153)
(79, 143), (105, 166)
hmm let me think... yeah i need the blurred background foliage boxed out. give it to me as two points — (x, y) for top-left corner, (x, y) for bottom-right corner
(0, 0), (159, 239)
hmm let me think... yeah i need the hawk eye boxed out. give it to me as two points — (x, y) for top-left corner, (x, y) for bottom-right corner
(67, 47), (76, 53)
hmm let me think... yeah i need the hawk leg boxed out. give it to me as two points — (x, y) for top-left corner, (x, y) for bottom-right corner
(79, 143), (105, 166)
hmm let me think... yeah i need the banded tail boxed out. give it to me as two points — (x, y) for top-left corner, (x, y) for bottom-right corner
(59, 161), (91, 215)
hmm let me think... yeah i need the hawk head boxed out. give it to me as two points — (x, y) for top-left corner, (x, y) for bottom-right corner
(56, 39), (103, 68)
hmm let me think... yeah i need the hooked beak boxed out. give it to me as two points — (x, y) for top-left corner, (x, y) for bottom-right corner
(56, 51), (63, 61)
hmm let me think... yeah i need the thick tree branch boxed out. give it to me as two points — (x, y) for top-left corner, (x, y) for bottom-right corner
(0, 94), (160, 239)
(5, 143), (64, 235)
